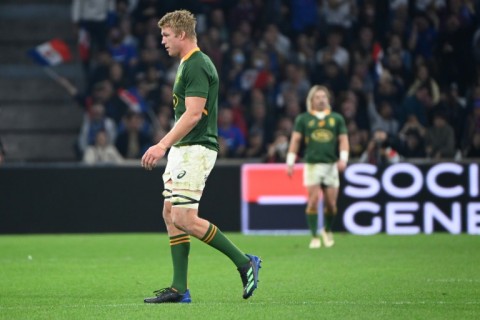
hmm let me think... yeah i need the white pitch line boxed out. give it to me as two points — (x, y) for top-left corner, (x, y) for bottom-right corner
(1, 300), (479, 310)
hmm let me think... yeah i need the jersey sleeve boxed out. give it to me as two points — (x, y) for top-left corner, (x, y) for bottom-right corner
(293, 114), (305, 134)
(337, 114), (348, 135)
(184, 59), (210, 98)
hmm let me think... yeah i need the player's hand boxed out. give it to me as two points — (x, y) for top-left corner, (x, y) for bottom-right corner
(337, 160), (347, 172)
(286, 165), (294, 178)
(141, 144), (166, 171)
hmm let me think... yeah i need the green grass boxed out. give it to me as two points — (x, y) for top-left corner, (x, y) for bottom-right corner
(0, 233), (479, 319)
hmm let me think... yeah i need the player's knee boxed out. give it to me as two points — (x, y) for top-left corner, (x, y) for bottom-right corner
(171, 212), (195, 233)
(325, 204), (337, 214)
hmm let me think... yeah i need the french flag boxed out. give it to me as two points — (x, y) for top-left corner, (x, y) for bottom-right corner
(28, 39), (72, 66)
(118, 88), (142, 113)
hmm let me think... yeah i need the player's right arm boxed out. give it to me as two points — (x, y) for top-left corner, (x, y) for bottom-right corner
(286, 131), (302, 177)
(141, 96), (205, 170)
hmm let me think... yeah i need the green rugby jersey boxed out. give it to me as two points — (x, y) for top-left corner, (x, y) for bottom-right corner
(293, 110), (347, 164)
(172, 49), (219, 152)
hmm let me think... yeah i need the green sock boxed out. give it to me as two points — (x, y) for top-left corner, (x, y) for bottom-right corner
(324, 210), (337, 232)
(201, 224), (249, 267)
(306, 213), (318, 237)
(169, 234), (190, 293)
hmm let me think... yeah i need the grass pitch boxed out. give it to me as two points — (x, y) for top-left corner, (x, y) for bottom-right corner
(0, 233), (479, 319)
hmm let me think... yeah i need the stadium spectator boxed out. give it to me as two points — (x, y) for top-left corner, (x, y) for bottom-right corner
(347, 121), (368, 159)
(155, 105), (174, 134)
(77, 102), (117, 158)
(83, 129), (124, 165)
(223, 48), (248, 93)
(437, 82), (468, 150)
(118, 16), (138, 48)
(407, 64), (440, 110)
(375, 70), (404, 115)
(115, 111), (151, 159)
(218, 108), (246, 158)
(360, 128), (400, 165)
(384, 33), (412, 76)
(223, 89), (248, 138)
(339, 92), (370, 136)
(208, 8), (229, 43)
(424, 112), (456, 159)
(312, 60), (348, 100)
(291, 33), (316, 70)
(401, 84), (432, 126)
(316, 28), (350, 73)
(71, 0), (114, 74)
(265, 130), (289, 163)
(464, 132), (480, 158)
(320, 0), (356, 37)
(396, 127), (427, 159)
(247, 98), (274, 147)
(87, 49), (115, 92)
(244, 128), (266, 159)
(239, 48), (274, 94)
(198, 27), (225, 73)
(278, 63), (311, 105)
(107, 26), (139, 72)
(462, 97), (480, 151)
(260, 24), (291, 73)
(54, 75), (130, 126)
(435, 12), (476, 95)
(108, 61), (130, 90)
(350, 60), (374, 94)
(367, 94), (399, 137)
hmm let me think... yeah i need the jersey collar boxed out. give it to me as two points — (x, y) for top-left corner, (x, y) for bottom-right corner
(310, 109), (331, 117)
(181, 47), (200, 63)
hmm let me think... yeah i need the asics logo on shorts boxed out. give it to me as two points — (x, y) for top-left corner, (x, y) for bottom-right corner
(177, 170), (186, 179)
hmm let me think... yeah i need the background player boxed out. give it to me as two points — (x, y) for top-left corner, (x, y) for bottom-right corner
(286, 85), (349, 248)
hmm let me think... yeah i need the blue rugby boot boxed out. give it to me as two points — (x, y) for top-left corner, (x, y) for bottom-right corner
(237, 254), (262, 299)
(144, 287), (191, 303)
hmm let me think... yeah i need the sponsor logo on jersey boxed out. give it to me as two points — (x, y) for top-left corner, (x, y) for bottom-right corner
(173, 94), (178, 108)
(311, 129), (333, 142)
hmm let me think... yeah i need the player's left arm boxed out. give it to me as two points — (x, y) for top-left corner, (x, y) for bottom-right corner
(337, 133), (349, 172)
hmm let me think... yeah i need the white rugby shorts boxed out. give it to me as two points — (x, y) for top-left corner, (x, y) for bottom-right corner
(303, 163), (339, 188)
(163, 144), (217, 193)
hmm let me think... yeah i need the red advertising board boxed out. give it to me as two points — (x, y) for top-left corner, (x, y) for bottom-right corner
(241, 164), (322, 234)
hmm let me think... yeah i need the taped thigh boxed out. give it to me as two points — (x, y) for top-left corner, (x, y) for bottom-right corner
(162, 181), (173, 202)
(171, 189), (201, 209)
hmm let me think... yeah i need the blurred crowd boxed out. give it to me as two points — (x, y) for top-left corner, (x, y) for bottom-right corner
(63, 0), (480, 165)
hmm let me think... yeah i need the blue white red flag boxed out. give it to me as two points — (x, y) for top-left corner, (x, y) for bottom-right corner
(27, 39), (72, 66)
(118, 88), (142, 113)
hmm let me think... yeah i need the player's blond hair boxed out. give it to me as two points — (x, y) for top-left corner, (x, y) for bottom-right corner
(306, 85), (331, 112)
(158, 10), (197, 40)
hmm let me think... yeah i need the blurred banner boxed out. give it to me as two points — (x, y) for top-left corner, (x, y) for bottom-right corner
(241, 163), (480, 235)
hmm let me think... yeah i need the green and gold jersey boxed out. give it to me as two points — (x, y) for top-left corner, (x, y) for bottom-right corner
(293, 110), (347, 163)
(172, 49), (219, 152)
